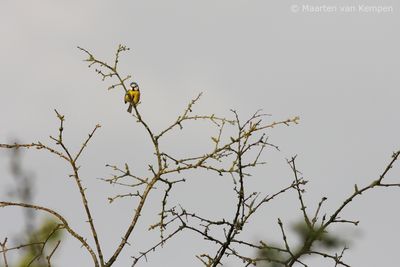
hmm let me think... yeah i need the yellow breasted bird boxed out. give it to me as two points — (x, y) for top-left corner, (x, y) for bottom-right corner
(124, 82), (140, 113)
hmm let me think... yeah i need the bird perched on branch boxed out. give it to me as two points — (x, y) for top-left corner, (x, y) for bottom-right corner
(124, 82), (140, 113)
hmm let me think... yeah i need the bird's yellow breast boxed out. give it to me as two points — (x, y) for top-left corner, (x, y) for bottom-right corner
(125, 90), (140, 105)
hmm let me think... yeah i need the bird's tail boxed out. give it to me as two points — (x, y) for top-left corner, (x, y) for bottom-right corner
(127, 104), (133, 113)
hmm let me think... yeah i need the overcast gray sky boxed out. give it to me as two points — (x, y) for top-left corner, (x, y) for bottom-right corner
(1, 0), (400, 266)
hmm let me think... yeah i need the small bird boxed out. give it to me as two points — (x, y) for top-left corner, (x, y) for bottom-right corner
(124, 82), (140, 113)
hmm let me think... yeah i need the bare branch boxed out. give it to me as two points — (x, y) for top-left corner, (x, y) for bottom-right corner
(46, 240), (61, 267)
(51, 111), (105, 266)
(78, 45), (130, 92)
(0, 238), (9, 267)
(131, 226), (184, 266)
(0, 142), (68, 161)
(288, 156), (312, 228)
(74, 124), (101, 162)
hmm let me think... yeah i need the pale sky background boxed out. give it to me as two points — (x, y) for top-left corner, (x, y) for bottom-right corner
(1, 0), (400, 266)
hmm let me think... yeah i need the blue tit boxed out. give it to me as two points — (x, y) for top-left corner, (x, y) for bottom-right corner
(124, 82), (140, 113)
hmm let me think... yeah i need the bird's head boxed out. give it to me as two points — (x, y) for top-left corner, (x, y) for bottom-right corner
(130, 82), (139, 91)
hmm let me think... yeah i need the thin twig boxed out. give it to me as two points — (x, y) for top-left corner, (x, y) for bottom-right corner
(0, 238), (9, 267)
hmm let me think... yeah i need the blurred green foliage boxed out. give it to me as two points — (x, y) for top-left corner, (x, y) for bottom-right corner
(16, 218), (63, 267)
(258, 221), (346, 266)
(3, 148), (64, 267)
